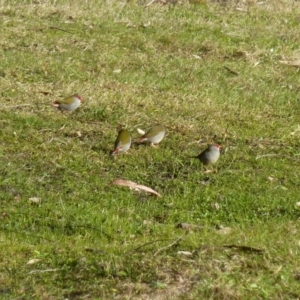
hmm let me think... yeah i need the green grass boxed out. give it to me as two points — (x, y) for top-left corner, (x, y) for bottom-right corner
(1, 0), (300, 299)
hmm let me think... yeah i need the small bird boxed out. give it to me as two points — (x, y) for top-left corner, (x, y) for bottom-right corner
(192, 144), (221, 166)
(138, 125), (166, 146)
(52, 94), (83, 111)
(111, 129), (131, 155)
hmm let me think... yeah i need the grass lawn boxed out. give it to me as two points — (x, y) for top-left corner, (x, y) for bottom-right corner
(1, 0), (300, 299)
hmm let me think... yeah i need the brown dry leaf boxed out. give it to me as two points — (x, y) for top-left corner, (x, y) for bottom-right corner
(137, 128), (145, 135)
(111, 179), (161, 198)
(28, 197), (41, 204)
(268, 176), (276, 182)
(177, 251), (193, 256)
(279, 60), (300, 67)
(204, 169), (215, 174)
(192, 54), (202, 60)
(27, 259), (42, 265)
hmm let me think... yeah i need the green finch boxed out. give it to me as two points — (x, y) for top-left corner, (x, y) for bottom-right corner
(111, 129), (131, 155)
(52, 94), (83, 111)
(138, 125), (166, 146)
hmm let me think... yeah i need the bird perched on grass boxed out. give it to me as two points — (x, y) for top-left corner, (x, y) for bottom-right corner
(138, 125), (166, 146)
(111, 129), (131, 155)
(52, 94), (83, 111)
(192, 144), (221, 167)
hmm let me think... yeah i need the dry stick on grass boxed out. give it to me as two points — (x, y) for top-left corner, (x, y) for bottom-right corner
(256, 154), (300, 162)
(145, 0), (157, 6)
(28, 26), (72, 34)
(198, 244), (264, 254)
(279, 60), (300, 67)
(49, 26), (72, 33)
(223, 245), (265, 253)
(223, 66), (239, 76)
(154, 236), (183, 257)
(28, 269), (59, 275)
(0, 104), (34, 109)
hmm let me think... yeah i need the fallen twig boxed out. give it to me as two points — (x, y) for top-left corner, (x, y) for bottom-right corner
(223, 244), (264, 253)
(0, 104), (34, 109)
(145, 0), (157, 6)
(279, 60), (300, 68)
(223, 66), (239, 75)
(49, 26), (72, 33)
(28, 268), (59, 275)
(198, 244), (264, 254)
(256, 154), (300, 161)
(154, 236), (183, 256)
(28, 26), (72, 34)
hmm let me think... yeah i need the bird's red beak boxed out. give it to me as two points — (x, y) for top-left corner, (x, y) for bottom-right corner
(111, 147), (122, 155)
(52, 102), (60, 107)
(74, 94), (83, 102)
